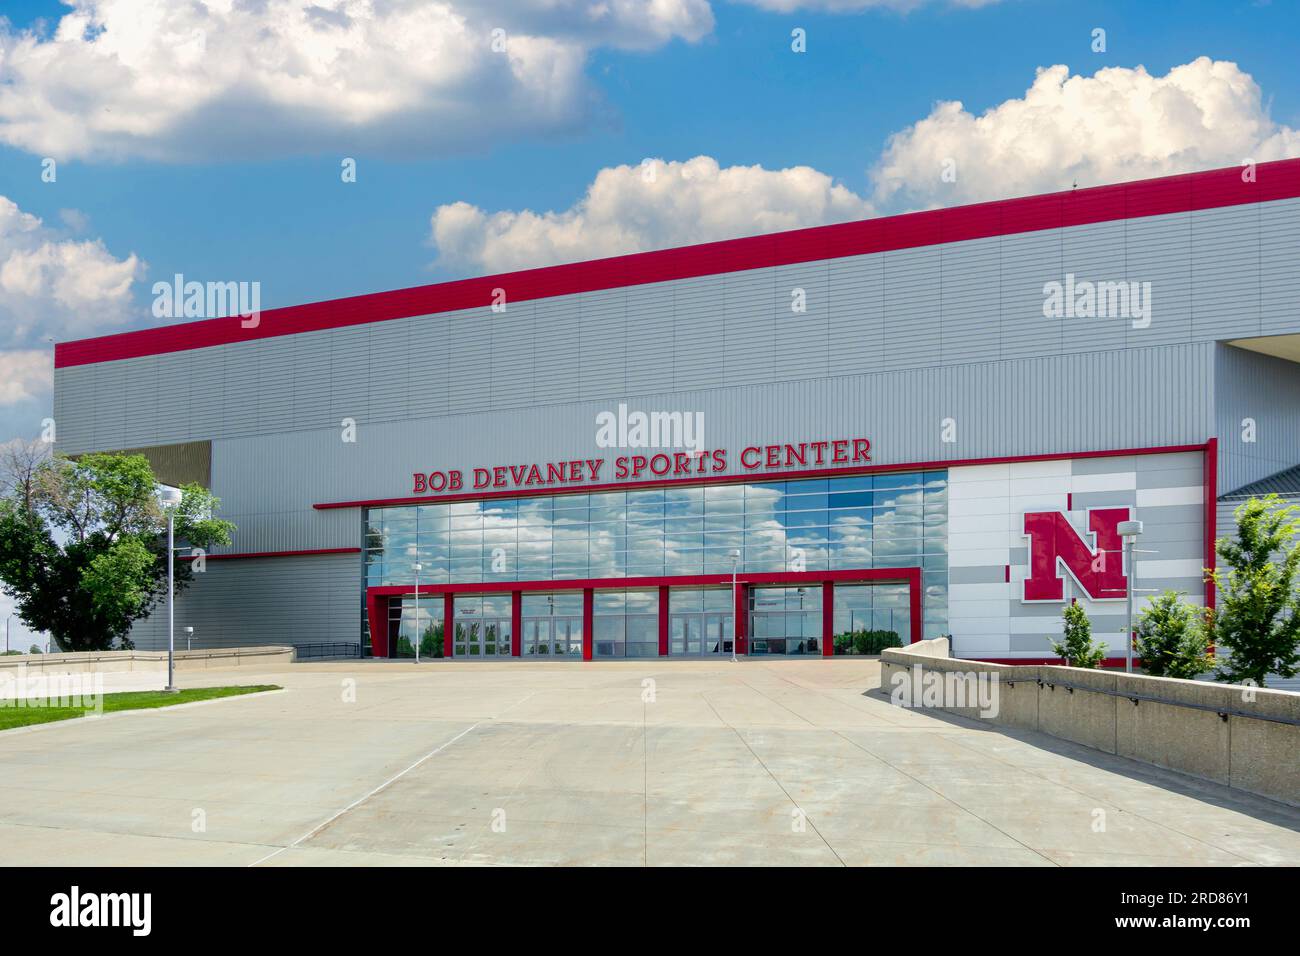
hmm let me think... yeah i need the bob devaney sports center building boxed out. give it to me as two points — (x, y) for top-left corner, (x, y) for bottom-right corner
(53, 159), (1300, 663)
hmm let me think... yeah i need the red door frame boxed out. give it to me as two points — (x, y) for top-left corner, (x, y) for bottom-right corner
(366, 567), (921, 658)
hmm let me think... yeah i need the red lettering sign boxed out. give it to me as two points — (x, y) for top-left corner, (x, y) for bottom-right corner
(409, 437), (869, 495)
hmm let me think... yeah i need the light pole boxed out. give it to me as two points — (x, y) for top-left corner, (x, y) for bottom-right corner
(729, 549), (740, 662)
(1117, 519), (1144, 673)
(159, 485), (183, 692)
(5, 614), (10, 654)
(184, 626), (194, 652)
(412, 562), (423, 663)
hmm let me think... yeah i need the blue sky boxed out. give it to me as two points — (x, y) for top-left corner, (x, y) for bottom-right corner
(0, 0), (1296, 450)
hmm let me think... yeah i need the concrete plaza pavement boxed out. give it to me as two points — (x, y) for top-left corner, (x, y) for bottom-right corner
(0, 658), (1296, 866)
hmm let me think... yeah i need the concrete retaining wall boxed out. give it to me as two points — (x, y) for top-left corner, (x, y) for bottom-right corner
(880, 641), (1300, 806)
(0, 646), (296, 675)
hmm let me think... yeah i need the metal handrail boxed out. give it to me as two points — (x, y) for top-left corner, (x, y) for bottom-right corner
(1006, 675), (1300, 727)
(294, 642), (362, 660)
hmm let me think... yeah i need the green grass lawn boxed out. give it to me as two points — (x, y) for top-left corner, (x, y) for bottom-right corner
(0, 685), (281, 731)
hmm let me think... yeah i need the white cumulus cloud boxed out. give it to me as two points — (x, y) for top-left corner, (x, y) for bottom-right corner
(871, 57), (1300, 208)
(430, 155), (874, 273)
(0, 196), (143, 346)
(0, 351), (53, 406)
(0, 0), (714, 161)
(430, 57), (1300, 276)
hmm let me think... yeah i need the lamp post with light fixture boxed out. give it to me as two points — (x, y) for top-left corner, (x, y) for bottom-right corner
(1117, 519), (1144, 673)
(729, 549), (740, 662)
(159, 485), (183, 692)
(413, 562), (423, 663)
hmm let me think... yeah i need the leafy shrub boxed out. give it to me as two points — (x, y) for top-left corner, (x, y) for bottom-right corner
(1052, 601), (1107, 669)
(1206, 495), (1300, 687)
(1134, 590), (1213, 679)
(833, 629), (902, 655)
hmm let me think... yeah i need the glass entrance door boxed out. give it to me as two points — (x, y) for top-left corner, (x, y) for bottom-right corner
(704, 613), (733, 655)
(455, 617), (512, 657)
(522, 616), (583, 658)
(670, 612), (732, 656)
(748, 586), (822, 655)
(669, 614), (701, 655)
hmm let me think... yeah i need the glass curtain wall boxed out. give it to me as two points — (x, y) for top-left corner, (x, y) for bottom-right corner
(364, 470), (949, 641)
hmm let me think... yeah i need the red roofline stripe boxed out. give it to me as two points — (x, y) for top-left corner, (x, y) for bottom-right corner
(54, 158), (1300, 369)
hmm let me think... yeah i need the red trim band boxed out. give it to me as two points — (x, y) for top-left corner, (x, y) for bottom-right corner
(55, 159), (1300, 369)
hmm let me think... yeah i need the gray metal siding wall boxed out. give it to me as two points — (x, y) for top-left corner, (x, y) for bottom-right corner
(200, 342), (1216, 557)
(1214, 344), (1300, 494)
(126, 552), (359, 651)
(53, 197), (1300, 456)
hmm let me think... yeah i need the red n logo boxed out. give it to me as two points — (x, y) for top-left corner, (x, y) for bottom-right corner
(1022, 508), (1129, 602)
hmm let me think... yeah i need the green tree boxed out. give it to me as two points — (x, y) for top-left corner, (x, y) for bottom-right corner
(1052, 600), (1107, 668)
(1205, 494), (1300, 687)
(1134, 590), (1214, 679)
(0, 446), (235, 652)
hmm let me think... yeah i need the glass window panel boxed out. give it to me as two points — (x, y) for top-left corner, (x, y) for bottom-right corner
(745, 512), (783, 531)
(381, 512), (416, 530)
(663, 487), (703, 516)
(663, 515), (704, 533)
(827, 491), (874, 509)
(588, 491), (626, 516)
(703, 529), (744, 548)
(705, 496), (744, 515)
(593, 591), (626, 612)
(746, 481), (785, 505)
(593, 617), (624, 641)
(625, 590), (659, 613)
(702, 589), (733, 612)
(873, 471), (923, 490)
(828, 507), (874, 526)
(664, 554), (702, 575)
(784, 493), (828, 512)
(786, 478), (829, 494)
(626, 518), (665, 534)
(782, 509), (828, 528)
(827, 474), (874, 491)
(704, 514), (744, 531)
(625, 489), (665, 513)
(665, 531), (703, 550)
(874, 488), (925, 512)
